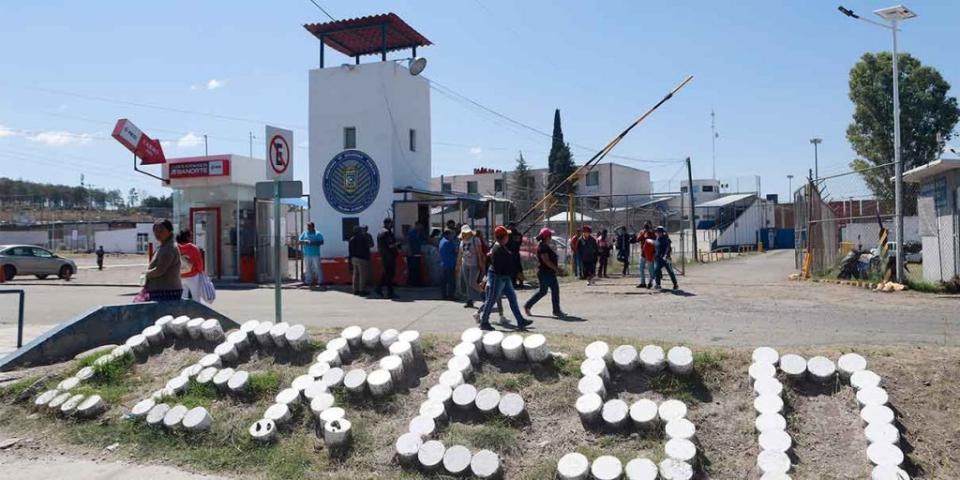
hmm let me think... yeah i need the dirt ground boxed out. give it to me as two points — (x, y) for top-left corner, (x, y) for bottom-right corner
(0, 329), (957, 479)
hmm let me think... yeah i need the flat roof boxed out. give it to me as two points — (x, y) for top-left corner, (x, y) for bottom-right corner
(696, 193), (755, 208)
(902, 158), (960, 183)
(304, 13), (432, 58)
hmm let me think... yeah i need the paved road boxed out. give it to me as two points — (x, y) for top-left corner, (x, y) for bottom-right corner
(2, 250), (957, 351)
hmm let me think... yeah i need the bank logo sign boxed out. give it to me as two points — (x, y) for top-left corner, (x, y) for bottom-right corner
(323, 150), (380, 214)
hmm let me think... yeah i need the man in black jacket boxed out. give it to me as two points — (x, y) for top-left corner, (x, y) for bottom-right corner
(348, 225), (373, 296)
(375, 218), (400, 299)
(653, 226), (679, 291)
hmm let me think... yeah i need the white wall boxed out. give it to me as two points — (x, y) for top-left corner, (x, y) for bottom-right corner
(0, 231), (47, 246)
(309, 61), (431, 257)
(93, 223), (152, 254)
(715, 200), (771, 247)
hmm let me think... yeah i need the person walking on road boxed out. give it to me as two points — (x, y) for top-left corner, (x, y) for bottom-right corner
(636, 222), (657, 288)
(95, 245), (105, 271)
(506, 222), (524, 289)
(458, 225), (485, 308)
(524, 228), (565, 318)
(348, 225), (373, 296)
(477, 225), (531, 331)
(176, 229), (205, 301)
(577, 225), (599, 285)
(375, 218), (400, 299)
(653, 226), (679, 291)
(438, 229), (458, 300)
(615, 226), (635, 276)
(143, 219), (182, 302)
(597, 229), (612, 279)
(299, 222), (325, 289)
(570, 227), (582, 279)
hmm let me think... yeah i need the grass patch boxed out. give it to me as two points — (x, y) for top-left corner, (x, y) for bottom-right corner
(0, 375), (41, 400)
(440, 422), (518, 453)
(693, 350), (724, 371)
(551, 354), (579, 378)
(179, 380), (218, 408)
(76, 350), (112, 369)
(473, 370), (533, 391)
(91, 352), (135, 383)
(249, 371), (282, 397)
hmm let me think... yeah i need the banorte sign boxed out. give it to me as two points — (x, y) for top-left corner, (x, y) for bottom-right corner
(111, 118), (166, 165)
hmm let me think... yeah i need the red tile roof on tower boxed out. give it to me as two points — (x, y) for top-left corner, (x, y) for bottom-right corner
(303, 13), (432, 58)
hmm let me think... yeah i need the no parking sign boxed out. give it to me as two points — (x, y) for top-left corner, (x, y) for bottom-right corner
(265, 125), (293, 181)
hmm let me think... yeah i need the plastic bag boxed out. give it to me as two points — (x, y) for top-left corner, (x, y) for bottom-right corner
(200, 273), (216, 303)
(133, 288), (150, 303)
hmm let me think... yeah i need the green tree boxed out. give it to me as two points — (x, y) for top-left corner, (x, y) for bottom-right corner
(547, 109), (577, 195)
(846, 52), (959, 213)
(510, 151), (535, 217)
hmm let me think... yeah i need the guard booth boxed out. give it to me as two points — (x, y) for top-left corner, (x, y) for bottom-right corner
(165, 154), (291, 282)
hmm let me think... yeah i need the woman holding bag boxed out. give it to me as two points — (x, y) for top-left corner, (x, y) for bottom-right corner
(142, 220), (182, 302)
(176, 229), (206, 302)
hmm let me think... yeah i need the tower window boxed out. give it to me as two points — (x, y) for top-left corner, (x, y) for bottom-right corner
(409, 129), (416, 152)
(343, 127), (357, 149)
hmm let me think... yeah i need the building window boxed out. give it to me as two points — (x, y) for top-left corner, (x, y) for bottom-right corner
(136, 233), (149, 253)
(680, 186), (688, 193)
(702, 185), (715, 192)
(494, 179), (504, 193)
(586, 171), (600, 187)
(441, 182), (452, 193)
(409, 129), (416, 152)
(524, 177), (536, 189)
(467, 181), (478, 194)
(343, 127), (357, 149)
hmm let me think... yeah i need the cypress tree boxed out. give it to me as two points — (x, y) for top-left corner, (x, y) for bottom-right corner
(547, 109), (576, 194)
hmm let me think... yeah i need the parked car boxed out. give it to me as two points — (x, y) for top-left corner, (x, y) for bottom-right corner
(0, 245), (77, 280)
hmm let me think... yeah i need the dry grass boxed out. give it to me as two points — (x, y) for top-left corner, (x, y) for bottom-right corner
(0, 330), (957, 479)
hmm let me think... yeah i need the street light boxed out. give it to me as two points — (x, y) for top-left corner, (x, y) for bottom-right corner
(838, 4), (915, 283)
(809, 138), (822, 180)
(787, 174), (794, 198)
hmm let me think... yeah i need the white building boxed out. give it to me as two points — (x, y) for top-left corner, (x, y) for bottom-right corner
(94, 223), (152, 254)
(904, 157), (960, 283)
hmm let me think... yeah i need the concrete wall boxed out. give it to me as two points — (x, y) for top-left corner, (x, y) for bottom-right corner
(0, 231), (47, 246)
(715, 199), (773, 247)
(93, 223), (152, 253)
(309, 61), (431, 257)
(0, 300), (237, 371)
(840, 217), (920, 246)
(916, 170), (959, 282)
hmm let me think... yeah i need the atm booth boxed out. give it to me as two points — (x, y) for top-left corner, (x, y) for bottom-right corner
(165, 154), (295, 282)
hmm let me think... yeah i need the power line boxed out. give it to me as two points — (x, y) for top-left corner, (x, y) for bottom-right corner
(306, 0), (336, 21)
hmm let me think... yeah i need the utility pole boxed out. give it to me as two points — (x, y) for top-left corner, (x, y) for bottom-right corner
(686, 157), (698, 260)
(711, 110), (717, 179)
(810, 138), (822, 180)
(204, 134), (209, 156)
(249, 132), (254, 158)
(787, 175), (794, 199)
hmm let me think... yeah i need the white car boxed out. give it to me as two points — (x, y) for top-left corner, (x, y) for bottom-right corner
(0, 245), (78, 280)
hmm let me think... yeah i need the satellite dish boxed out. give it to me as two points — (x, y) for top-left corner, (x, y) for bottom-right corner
(408, 57), (427, 76)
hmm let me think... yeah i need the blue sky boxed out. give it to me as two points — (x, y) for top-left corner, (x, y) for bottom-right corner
(1, 0), (958, 201)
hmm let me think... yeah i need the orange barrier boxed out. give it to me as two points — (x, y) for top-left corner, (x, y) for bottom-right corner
(321, 253), (428, 287)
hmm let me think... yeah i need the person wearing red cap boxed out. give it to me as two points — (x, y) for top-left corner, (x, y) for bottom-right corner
(524, 227), (565, 318)
(477, 225), (531, 331)
(635, 221), (657, 288)
(577, 225), (599, 285)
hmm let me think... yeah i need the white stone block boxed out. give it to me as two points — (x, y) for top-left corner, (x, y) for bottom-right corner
(75, 366), (95, 381)
(292, 374), (315, 393)
(625, 457), (658, 480)
(557, 452), (590, 480)
(275, 387), (300, 406)
(851, 370), (882, 390)
(388, 341), (415, 370)
(658, 399), (688, 422)
(125, 334), (150, 356)
(200, 319), (225, 343)
(749, 362), (777, 384)
(162, 404), (188, 429)
(395, 432), (423, 465)
(667, 346), (694, 375)
(580, 358), (609, 383)
(452, 384), (478, 411)
(398, 330), (422, 356)
(481, 330), (505, 358)
(319, 407), (346, 429)
(303, 380), (329, 402)
(249, 418), (276, 442)
(470, 449), (501, 479)
(343, 369), (367, 395)
(807, 356), (836, 382)
(198, 353), (222, 369)
(585, 341), (612, 365)
(309, 362), (331, 379)
(182, 406), (212, 431)
(419, 399), (448, 424)
(409, 415), (436, 439)
(578, 375), (606, 399)
(438, 369), (465, 390)
(612, 344), (639, 371)
(130, 398), (156, 419)
(316, 349), (341, 367)
(309, 393), (336, 418)
(212, 368), (235, 391)
(453, 342), (480, 365)
(196, 367), (218, 385)
(755, 413), (787, 433)
(864, 422), (900, 445)
(602, 399), (629, 431)
(57, 376), (80, 392)
(448, 355), (473, 379)
(665, 418), (696, 440)
(361, 327), (382, 350)
(59, 394), (85, 416)
(76, 394), (105, 418)
(165, 375), (188, 395)
(576, 393), (603, 425)
(871, 465), (910, 480)
(252, 321), (274, 347)
(591, 455), (623, 480)
(239, 320), (260, 340)
(323, 418), (352, 448)
(757, 450), (791, 475)
(143, 325), (166, 348)
(461, 327), (484, 352)
(418, 440), (446, 472)
(759, 430), (792, 453)
(501, 334), (525, 362)
(380, 328), (400, 349)
(523, 334), (549, 362)
(752, 347), (780, 366)
(169, 315), (190, 337)
(778, 354), (807, 380)
(264, 403), (291, 425)
(154, 315), (174, 335)
(498, 392), (525, 419)
(33, 389), (60, 409)
(145, 403), (170, 426)
(861, 405), (895, 426)
(429, 384), (453, 407)
(214, 341), (239, 364)
(322, 367), (345, 389)
(665, 438), (697, 463)
(754, 395), (784, 415)
(227, 370), (249, 394)
(753, 377), (784, 397)
(269, 322), (290, 348)
(442, 444), (472, 476)
(639, 345), (666, 372)
(659, 458), (694, 480)
(342, 325), (363, 350)
(284, 324), (310, 351)
(867, 442), (904, 467)
(857, 387), (889, 408)
(629, 399), (659, 429)
(186, 318), (205, 340)
(838, 352), (867, 380)
(474, 387), (501, 415)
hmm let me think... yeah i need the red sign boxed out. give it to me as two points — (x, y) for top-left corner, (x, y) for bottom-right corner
(111, 118), (166, 165)
(268, 134), (290, 175)
(168, 159), (231, 179)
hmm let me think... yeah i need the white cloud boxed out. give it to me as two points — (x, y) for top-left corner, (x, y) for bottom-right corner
(0, 125), (14, 138)
(28, 130), (93, 146)
(206, 79), (223, 90)
(177, 132), (203, 148)
(469, 146), (482, 155)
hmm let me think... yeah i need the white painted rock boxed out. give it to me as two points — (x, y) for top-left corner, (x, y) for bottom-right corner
(612, 344), (639, 371)
(398, 330), (422, 356)
(667, 346), (694, 375)
(578, 374), (607, 399)
(498, 392), (525, 419)
(269, 322), (290, 348)
(448, 355), (474, 379)
(778, 354), (807, 379)
(580, 358), (609, 382)
(125, 334), (149, 355)
(851, 370), (882, 390)
(227, 370), (249, 393)
(165, 375), (188, 395)
(757, 450), (791, 475)
(443, 444), (472, 476)
(170, 315), (191, 337)
(186, 318), (205, 340)
(867, 442), (904, 466)
(428, 384), (453, 407)
(143, 325), (166, 347)
(214, 341), (239, 364)
(417, 440), (446, 472)
(291, 374), (315, 393)
(481, 331), (505, 358)
(576, 393), (604, 424)
(322, 367), (345, 388)
(182, 406), (212, 431)
(264, 403), (291, 425)
(316, 349), (341, 367)
(861, 405), (895, 426)
(379, 328), (400, 349)
(601, 399), (629, 430)
(658, 399), (688, 422)
(309, 393), (336, 418)
(665, 418), (696, 440)
(154, 315), (174, 334)
(367, 369), (393, 397)
(807, 356), (836, 382)
(196, 365), (218, 384)
(379, 354), (405, 385)
(409, 415), (436, 438)
(180, 363), (202, 379)
(591, 455), (623, 480)
(57, 376), (80, 392)
(640, 345), (666, 372)
(501, 334), (525, 361)
(865, 422), (900, 445)
(871, 465), (910, 480)
(343, 369), (367, 395)
(275, 388), (300, 406)
(309, 362), (331, 379)
(629, 399), (659, 429)
(59, 394), (85, 416)
(749, 362), (777, 383)
(76, 394), (105, 418)
(323, 418), (352, 448)
(665, 438), (697, 462)
(658, 458), (694, 480)
(130, 398), (156, 418)
(146, 403), (170, 426)
(752, 346), (780, 366)
(249, 418), (276, 442)
(625, 457), (659, 480)
(438, 369), (465, 390)
(461, 327), (484, 352)
(239, 320), (260, 340)
(755, 413), (787, 433)
(212, 367), (235, 391)
(754, 395), (784, 415)
(452, 384), (478, 411)
(327, 337), (352, 358)
(284, 324), (310, 351)
(33, 390), (60, 409)
(162, 404), (188, 429)
(361, 327), (382, 350)
(395, 432), (423, 465)
(198, 353), (222, 369)
(475, 388), (501, 415)
(252, 321), (274, 347)
(453, 342), (480, 366)
(753, 377), (784, 397)
(838, 352), (867, 380)
(470, 449), (501, 479)
(388, 341), (414, 369)
(759, 430), (793, 453)
(47, 392), (72, 412)
(341, 325), (362, 349)
(585, 341), (612, 364)
(419, 399), (448, 424)
(75, 366), (95, 381)
(522, 334), (549, 362)
(557, 452), (590, 480)
(200, 319), (225, 343)
(857, 386), (889, 408)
